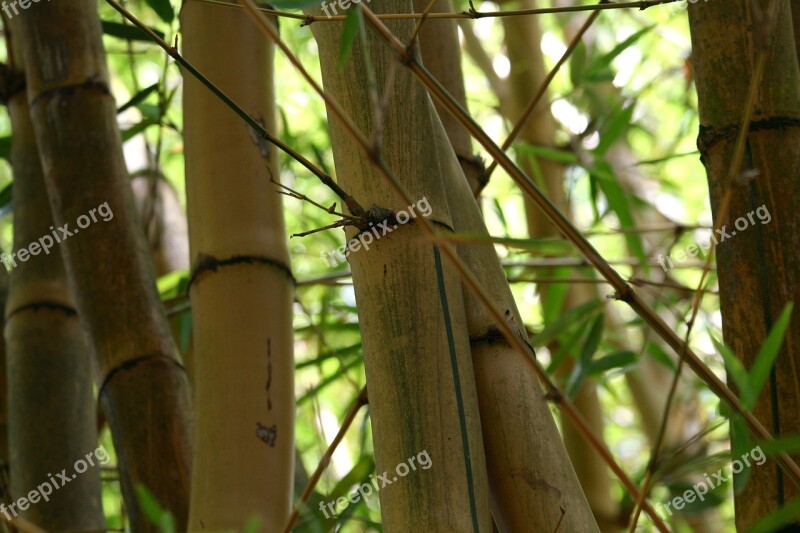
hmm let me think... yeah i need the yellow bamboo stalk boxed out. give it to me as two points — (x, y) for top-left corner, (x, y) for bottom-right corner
(307, 2), (493, 529)
(182, 3), (295, 531)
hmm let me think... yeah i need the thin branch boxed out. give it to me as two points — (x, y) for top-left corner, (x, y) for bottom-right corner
(483, 3), (602, 185)
(283, 387), (368, 533)
(187, 0), (683, 24)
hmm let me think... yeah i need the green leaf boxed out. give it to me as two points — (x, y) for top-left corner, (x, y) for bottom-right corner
(492, 198), (508, 233)
(755, 434), (800, 458)
(547, 318), (591, 374)
(582, 25), (654, 82)
(646, 342), (676, 371)
(242, 515), (263, 533)
(743, 303), (793, 409)
(730, 416), (753, 492)
(541, 266), (571, 325)
(531, 298), (604, 348)
(329, 455), (375, 502)
(0, 137), (11, 161)
(569, 41), (588, 87)
(298, 357), (363, 404)
(636, 151), (699, 165)
(296, 342), (362, 369)
(339, 8), (360, 70)
(594, 103), (635, 157)
(101, 20), (165, 42)
(121, 118), (160, 142)
(709, 332), (750, 396)
(118, 83), (159, 114)
(136, 485), (176, 533)
(664, 479), (727, 514)
(748, 497), (800, 533)
(271, 0), (322, 9)
(295, 491), (338, 532)
(0, 183), (12, 217)
(591, 162), (648, 271)
(145, 0), (174, 23)
(515, 144), (578, 165)
(588, 350), (638, 376)
(566, 313), (604, 397)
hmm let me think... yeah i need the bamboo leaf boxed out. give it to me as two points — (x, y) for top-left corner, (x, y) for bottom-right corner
(582, 25), (654, 82)
(594, 103), (635, 157)
(636, 151), (699, 165)
(271, 0), (322, 8)
(709, 332), (750, 396)
(515, 143), (578, 164)
(118, 83), (159, 114)
(755, 434), (800, 457)
(145, 0), (175, 23)
(339, 8), (360, 70)
(547, 318), (591, 374)
(329, 455), (375, 502)
(0, 136), (11, 161)
(121, 118), (160, 142)
(242, 515), (263, 533)
(588, 350), (638, 376)
(532, 298), (604, 348)
(541, 266), (571, 325)
(297, 357), (363, 404)
(492, 198), (509, 233)
(566, 313), (604, 397)
(102, 20), (165, 41)
(730, 416), (753, 492)
(748, 496), (800, 533)
(743, 303), (793, 409)
(0, 182), (11, 217)
(136, 485), (176, 533)
(646, 342), (676, 372)
(591, 162), (648, 271)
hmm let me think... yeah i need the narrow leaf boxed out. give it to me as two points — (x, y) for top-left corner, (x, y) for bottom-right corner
(588, 350), (638, 376)
(271, 0), (324, 9)
(339, 8), (360, 70)
(566, 314), (604, 397)
(532, 298), (604, 347)
(102, 20), (165, 41)
(145, 0), (174, 23)
(748, 497), (800, 533)
(710, 332), (750, 396)
(118, 83), (159, 114)
(582, 25), (654, 82)
(744, 303), (794, 409)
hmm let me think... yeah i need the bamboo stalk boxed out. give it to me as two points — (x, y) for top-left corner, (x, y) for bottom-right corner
(10, 3), (193, 529)
(3, 31), (104, 531)
(182, 3), (296, 530)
